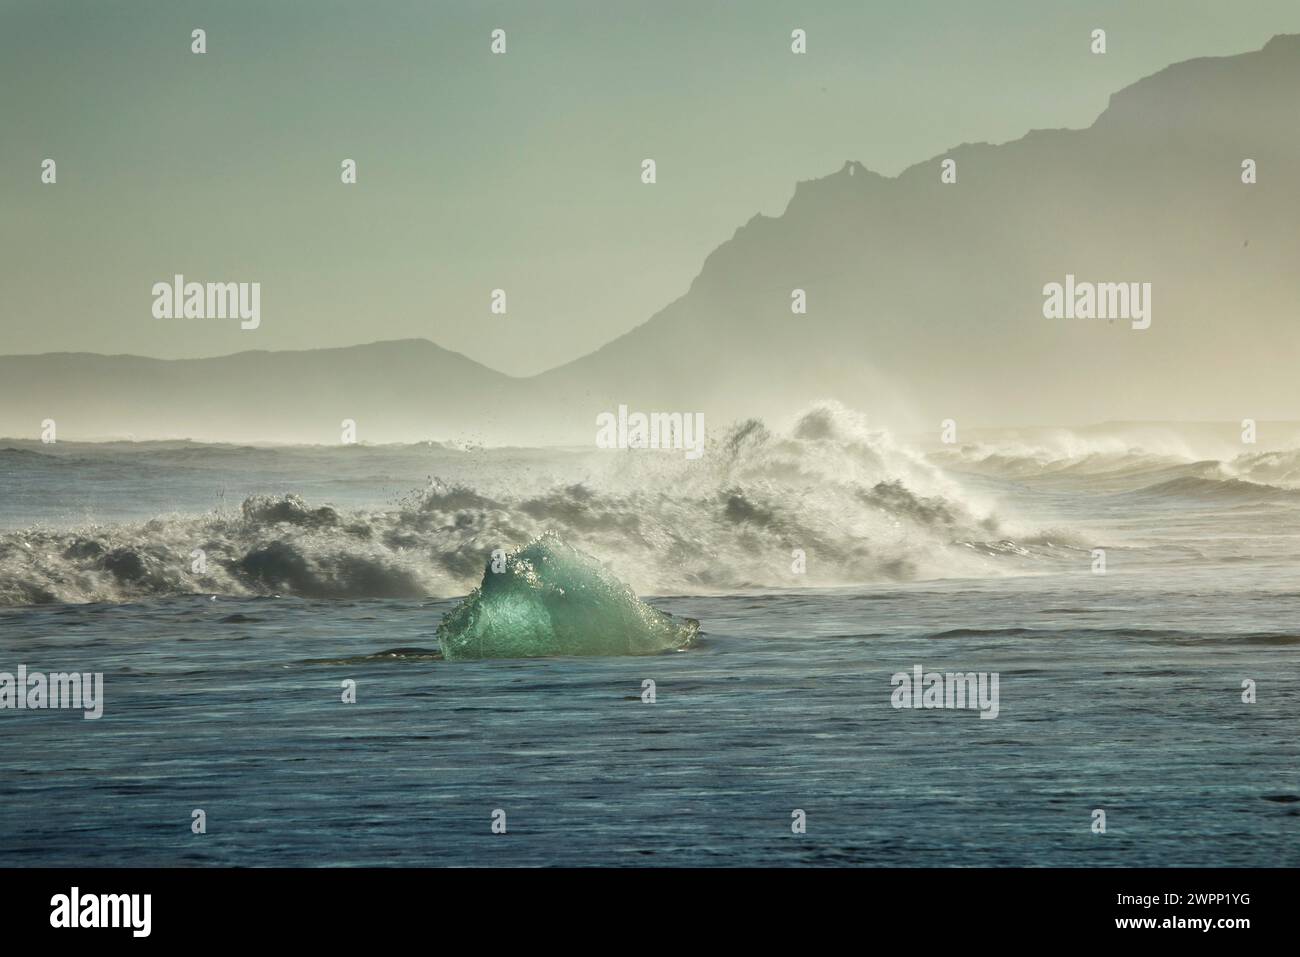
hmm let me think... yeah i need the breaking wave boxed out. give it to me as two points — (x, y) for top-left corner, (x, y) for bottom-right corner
(0, 403), (1051, 606)
(1131, 476), (1300, 503)
(932, 436), (1300, 497)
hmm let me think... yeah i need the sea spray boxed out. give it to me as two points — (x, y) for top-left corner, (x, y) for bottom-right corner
(0, 403), (1039, 605)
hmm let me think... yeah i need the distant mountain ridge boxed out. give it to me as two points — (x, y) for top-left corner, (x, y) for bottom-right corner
(3, 35), (1298, 443)
(0, 339), (524, 443)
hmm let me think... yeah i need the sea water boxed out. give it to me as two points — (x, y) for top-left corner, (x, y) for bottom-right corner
(1, 405), (1297, 866)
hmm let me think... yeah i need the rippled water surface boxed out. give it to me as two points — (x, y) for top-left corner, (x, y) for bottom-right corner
(3, 419), (1299, 865)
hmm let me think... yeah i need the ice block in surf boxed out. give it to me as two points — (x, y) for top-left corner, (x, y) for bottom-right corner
(436, 533), (699, 660)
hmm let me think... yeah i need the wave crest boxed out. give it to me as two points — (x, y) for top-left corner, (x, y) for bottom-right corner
(0, 403), (1029, 605)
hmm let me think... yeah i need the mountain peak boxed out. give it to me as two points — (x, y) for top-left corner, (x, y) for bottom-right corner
(1263, 32), (1300, 51)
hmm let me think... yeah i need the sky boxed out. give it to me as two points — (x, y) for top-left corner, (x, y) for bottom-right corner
(3, 0), (1299, 376)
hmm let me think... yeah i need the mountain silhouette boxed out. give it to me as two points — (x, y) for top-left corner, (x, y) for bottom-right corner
(0, 340), (523, 443)
(2, 36), (1297, 443)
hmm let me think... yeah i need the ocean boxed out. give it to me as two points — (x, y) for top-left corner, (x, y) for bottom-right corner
(2, 404), (1298, 866)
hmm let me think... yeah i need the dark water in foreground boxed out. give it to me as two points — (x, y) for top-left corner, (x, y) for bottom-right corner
(3, 567), (1297, 867)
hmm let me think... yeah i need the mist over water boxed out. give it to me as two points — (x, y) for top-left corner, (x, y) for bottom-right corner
(3, 402), (1299, 607)
(5, 11), (1300, 878)
(4, 402), (1300, 865)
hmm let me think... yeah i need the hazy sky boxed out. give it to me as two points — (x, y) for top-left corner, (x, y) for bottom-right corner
(4, 0), (1299, 375)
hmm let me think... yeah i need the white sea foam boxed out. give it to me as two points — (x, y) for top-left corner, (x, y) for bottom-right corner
(0, 403), (1033, 605)
(5, 403), (1296, 606)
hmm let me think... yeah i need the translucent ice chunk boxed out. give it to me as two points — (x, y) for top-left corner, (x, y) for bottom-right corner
(436, 533), (699, 660)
